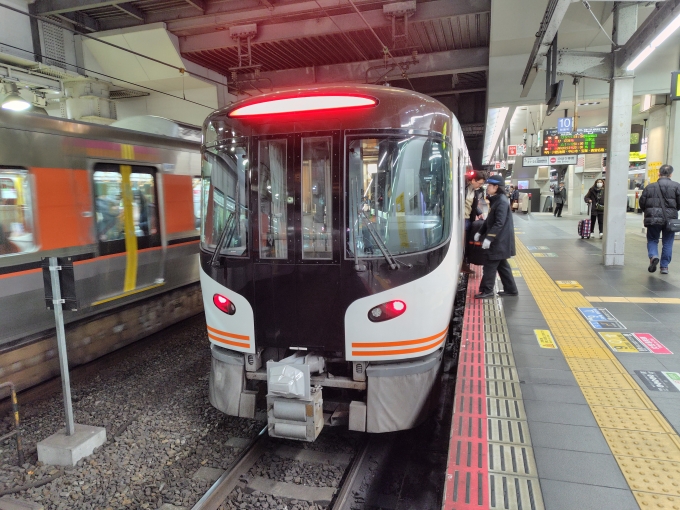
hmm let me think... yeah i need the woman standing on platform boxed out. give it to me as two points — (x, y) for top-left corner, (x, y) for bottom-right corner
(473, 175), (518, 299)
(585, 179), (606, 238)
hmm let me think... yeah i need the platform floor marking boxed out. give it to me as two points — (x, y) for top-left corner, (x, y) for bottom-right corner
(514, 239), (680, 507)
(587, 296), (680, 304)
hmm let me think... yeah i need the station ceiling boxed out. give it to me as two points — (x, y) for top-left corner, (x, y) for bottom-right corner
(29, 0), (491, 163)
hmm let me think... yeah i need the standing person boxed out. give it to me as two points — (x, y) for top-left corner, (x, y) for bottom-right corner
(473, 175), (518, 299)
(639, 164), (680, 274)
(585, 179), (605, 238)
(510, 186), (520, 212)
(461, 171), (486, 273)
(553, 182), (566, 217)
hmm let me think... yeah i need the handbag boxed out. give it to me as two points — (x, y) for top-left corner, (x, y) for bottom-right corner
(595, 190), (605, 212)
(658, 184), (680, 232)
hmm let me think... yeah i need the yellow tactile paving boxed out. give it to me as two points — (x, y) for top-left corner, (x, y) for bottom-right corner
(634, 491), (680, 510)
(581, 388), (655, 410)
(513, 239), (680, 502)
(604, 430), (680, 462)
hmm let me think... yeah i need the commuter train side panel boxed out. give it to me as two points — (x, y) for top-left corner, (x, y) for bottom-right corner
(0, 110), (201, 355)
(200, 85), (470, 439)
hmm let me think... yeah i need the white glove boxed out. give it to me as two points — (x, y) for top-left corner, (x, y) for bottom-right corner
(473, 233), (481, 242)
(482, 238), (491, 250)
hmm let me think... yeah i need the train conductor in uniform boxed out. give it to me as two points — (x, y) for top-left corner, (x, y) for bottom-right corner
(473, 175), (518, 299)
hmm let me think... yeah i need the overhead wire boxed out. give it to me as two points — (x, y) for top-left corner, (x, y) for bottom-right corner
(0, 2), (229, 90)
(313, 0), (371, 63)
(0, 41), (216, 110)
(345, 0), (415, 90)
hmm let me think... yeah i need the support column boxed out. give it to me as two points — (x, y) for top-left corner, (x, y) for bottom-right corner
(603, 3), (637, 266)
(667, 101), (680, 172)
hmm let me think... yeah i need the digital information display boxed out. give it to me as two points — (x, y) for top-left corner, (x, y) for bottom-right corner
(542, 127), (608, 155)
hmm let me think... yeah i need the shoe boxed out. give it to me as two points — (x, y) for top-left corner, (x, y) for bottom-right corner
(474, 292), (495, 299)
(649, 257), (659, 273)
(599, 232), (603, 238)
(498, 291), (518, 296)
(661, 267), (669, 274)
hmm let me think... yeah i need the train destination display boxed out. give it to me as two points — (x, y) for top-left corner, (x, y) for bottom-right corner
(542, 127), (608, 155)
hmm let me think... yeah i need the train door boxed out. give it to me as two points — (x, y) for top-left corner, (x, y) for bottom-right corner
(252, 131), (341, 351)
(92, 163), (162, 301)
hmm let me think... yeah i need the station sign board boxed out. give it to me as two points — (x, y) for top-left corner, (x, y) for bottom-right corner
(542, 127), (608, 155)
(522, 155), (577, 167)
(507, 145), (517, 156)
(557, 117), (573, 134)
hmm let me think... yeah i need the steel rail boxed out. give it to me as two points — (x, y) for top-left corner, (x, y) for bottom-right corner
(328, 438), (371, 510)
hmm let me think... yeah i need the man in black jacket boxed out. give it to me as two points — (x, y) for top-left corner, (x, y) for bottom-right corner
(553, 182), (566, 217)
(473, 175), (518, 298)
(639, 164), (680, 274)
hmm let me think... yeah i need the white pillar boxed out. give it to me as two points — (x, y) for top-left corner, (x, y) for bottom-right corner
(603, 3), (637, 266)
(565, 164), (583, 216)
(667, 101), (680, 173)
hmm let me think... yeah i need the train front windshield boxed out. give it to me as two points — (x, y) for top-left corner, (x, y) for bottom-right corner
(347, 136), (451, 258)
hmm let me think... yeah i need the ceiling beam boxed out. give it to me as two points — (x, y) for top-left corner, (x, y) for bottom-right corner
(428, 87), (487, 97)
(618, 0), (680, 70)
(520, 0), (573, 98)
(33, 0), (134, 15)
(56, 10), (100, 31)
(217, 47), (488, 90)
(184, 0), (205, 12)
(113, 2), (144, 21)
(172, 0), (489, 38)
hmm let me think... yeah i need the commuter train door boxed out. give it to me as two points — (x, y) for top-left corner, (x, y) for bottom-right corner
(92, 163), (162, 302)
(252, 131), (341, 351)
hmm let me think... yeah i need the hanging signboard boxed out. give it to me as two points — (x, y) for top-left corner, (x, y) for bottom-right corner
(523, 155), (578, 166)
(508, 145), (517, 156)
(557, 117), (573, 134)
(542, 127), (608, 155)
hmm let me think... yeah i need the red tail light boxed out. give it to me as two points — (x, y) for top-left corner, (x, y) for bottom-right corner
(229, 95), (377, 117)
(368, 300), (407, 322)
(213, 294), (236, 315)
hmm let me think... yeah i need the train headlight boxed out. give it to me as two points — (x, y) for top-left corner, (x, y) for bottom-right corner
(213, 294), (236, 315)
(368, 300), (407, 322)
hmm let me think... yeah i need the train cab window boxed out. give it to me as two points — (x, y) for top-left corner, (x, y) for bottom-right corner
(347, 136), (451, 258)
(93, 164), (160, 255)
(301, 137), (332, 260)
(0, 169), (35, 256)
(201, 143), (249, 257)
(258, 140), (288, 259)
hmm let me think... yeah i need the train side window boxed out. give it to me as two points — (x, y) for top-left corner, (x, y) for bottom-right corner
(301, 136), (332, 260)
(93, 164), (160, 254)
(0, 169), (36, 256)
(258, 139), (288, 259)
(192, 177), (201, 230)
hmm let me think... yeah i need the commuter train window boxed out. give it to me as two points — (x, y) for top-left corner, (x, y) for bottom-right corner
(0, 169), (35, 256)
(301, 137), (332, 260)
(93, 165), (159, 245)
(192, 177), (201, 230)
(258, 139), (288, 259)
(347, 136), (451, 258)
(201, 142), (249, 257)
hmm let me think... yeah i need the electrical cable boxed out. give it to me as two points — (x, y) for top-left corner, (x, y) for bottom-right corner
(313, 0), (371, 63)
(0, 2), (229, 89)
(345, 0), (415, 90)
(0, 41), (215, 110)
(581, 1), (616, 47)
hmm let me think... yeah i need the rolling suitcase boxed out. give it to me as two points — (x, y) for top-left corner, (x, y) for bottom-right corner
(466, 219), (488, 266)
(578, 204), (592, 239)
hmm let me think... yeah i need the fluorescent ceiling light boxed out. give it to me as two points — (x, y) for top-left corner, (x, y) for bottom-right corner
(651, 12), (680, 48)
(627, 45), (654, 71)
(627, 11), (680, 72)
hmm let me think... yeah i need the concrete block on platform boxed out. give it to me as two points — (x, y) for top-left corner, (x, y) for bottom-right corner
(158, 505), (186, 510)
(225, 437), (250, 449)
(247, 476), (336, 504)
(37, 424), (106, 466)
(0, 498), (44, 510)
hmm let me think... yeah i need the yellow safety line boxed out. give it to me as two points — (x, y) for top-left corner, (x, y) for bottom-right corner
(120, 164), (138, 292)
(514, 239), (680, 508)
(587, 296), (680, 304)
(91, 282), (165, 307)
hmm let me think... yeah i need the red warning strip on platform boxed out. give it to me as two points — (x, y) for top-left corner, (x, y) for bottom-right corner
(443, 269), (490, 510)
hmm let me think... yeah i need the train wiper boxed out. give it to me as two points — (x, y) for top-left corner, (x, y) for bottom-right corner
(210, 212), (237, 267)
(358, 211), (399, 270)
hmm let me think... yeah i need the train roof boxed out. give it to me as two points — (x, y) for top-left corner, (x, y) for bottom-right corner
(0, 109), (200, 152)
(203, 84), (456, 146)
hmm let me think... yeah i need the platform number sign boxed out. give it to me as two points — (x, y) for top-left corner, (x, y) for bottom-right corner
(557, 117), (573, 134)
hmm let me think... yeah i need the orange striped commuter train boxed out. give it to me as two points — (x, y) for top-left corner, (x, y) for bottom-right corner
(0, 110), (202, 388)
(200, 85), (468, 441)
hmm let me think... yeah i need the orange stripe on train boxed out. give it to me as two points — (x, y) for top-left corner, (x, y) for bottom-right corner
(351, 333), (447, 357)
(352, 326), (449, 348)
(206, 325), (250, 341)
(207, 332), (250, 349)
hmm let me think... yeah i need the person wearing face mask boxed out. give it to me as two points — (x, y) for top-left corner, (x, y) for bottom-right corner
(553, 182), (566, 217)
(462, 171), (487, 273)
(585, 179), (606, 238)
(473, 175), (518, 299)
